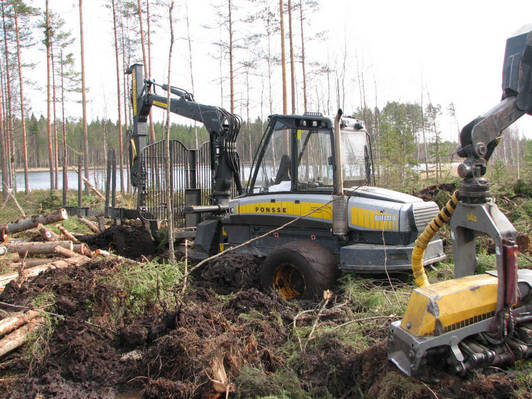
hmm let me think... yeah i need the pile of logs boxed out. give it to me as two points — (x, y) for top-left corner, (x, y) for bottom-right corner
(0, 209), (101, 358)
(0, 208), (93, 292)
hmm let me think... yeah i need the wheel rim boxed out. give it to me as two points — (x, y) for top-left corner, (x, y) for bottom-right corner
(274, 263), (305, 299)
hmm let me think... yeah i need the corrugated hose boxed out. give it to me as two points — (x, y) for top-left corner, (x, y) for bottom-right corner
(412, 191), (459, 287)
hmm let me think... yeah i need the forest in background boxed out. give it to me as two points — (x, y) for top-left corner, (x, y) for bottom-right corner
(0, 0), (530, 198)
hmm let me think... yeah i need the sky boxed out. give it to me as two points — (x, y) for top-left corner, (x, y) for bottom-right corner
(23, 0), (532, 142)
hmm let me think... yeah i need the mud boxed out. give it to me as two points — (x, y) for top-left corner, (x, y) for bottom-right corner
(80, 222), (156, 259)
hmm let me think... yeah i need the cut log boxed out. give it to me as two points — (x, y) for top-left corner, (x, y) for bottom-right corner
(53, 246), (79, 258)
(10, 258), (62, 268)
(36, 223), (60, 241)
(73, 244), (91, 257)
(0, 310), (39, 337)
(5, 241), (73, 256)
(78, 217), (99, 233)
(0, 209), (68, 235)
(0, 246), (6, 257)
(0, 317), (44, 358)
(0, 255), (90, 292)
(56, 225), (80, 243)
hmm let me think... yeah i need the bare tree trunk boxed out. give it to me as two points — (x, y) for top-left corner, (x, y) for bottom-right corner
(1, 3), (15, 193)
(111, 0), (124, 193)
(279, 0), (287, 114)
(136, 0), (155, 144)
(185, 0), (198, 149)
(0, 62), (6, 199)
(228, 0), (234, 114)
(165, 0), (176, 263)
(79, 0), (89, 193)
(45, 0), (54, 191)
(420, 91), (429, 180)
(60, 51), (68, 203)
(14, 8), (28, 194)
(288, 0), (295, 114)
(121, 23), (130, 193)
(299, 0), (307, 112)
(51, 42), (59, 190)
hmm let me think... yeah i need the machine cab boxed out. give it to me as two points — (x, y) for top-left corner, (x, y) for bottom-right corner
(247, 113), (374, 195)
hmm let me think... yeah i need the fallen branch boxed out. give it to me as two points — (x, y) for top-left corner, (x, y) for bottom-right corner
(78, 217), (99, 233)
(70, 167), (105, 200)
(1, 184), (25, 218)
(303, 290), (333, 351)
(5, 241), (74, 256)
(53, 246), (79, 258)
(36, 223), (60, 241)
(0, 209), (68, 235)
(0, 310), (40, 337)
(0, 317), (44, 358)
(56, 225), (80, 243)
(330, 315), (399, 331)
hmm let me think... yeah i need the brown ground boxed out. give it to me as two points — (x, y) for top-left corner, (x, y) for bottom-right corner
(0, 223), (529, 399)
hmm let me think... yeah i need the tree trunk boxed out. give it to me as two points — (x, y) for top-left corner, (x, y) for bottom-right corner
(56, 224), (80, 243)
(185, 0), (199, 149)
(60, 50), (68, 203)
(112, 0), (124, 193)
(280, 0), (287, 114)
(79, 0), (89, 194)
(1, 2), (15, 193)
(14, 9), (29, 194)
(0, 53), (7, 200)
(288, 0), (295, 114)
(1, 208), (68, 234)
(5, 241), (74, 256)
(299, 0), (307, 112)
(228, 0), (234, 114)
(45, 0), (54, 191)
(136, 0), (155, 144)
(51, 41), (59, 189)
(166, 0), (176, 263)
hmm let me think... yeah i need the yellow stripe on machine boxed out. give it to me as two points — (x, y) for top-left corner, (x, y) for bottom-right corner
(237, 201), (332, 221)
(153, 100), (168, 109)
(401, 274), (498, 337)
(350, 208), (397, 231)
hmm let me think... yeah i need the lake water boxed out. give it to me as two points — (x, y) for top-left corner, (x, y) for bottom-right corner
(1, 168), (128, 192)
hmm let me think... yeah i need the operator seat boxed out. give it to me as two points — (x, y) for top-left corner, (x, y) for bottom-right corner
(274, 154), (291, 184)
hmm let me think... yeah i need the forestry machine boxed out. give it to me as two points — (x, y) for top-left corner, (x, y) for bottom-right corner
(126, 64), (445, 300)
(388, 27), (532, 376)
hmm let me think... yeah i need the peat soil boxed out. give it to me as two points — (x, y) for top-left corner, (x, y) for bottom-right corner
(0, 224), (527, 398)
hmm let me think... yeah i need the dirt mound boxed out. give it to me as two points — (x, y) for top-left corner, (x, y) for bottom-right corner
(193, 253), (263, 294)
(80, 222), (156, 259)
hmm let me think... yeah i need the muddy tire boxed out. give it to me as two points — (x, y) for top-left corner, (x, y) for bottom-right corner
(260, 241), (338, 300)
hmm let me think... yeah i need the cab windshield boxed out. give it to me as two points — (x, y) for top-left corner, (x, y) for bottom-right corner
(250, 120), (334, 193)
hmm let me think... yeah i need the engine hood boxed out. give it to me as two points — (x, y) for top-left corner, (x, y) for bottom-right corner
(345, 186), (423, 204)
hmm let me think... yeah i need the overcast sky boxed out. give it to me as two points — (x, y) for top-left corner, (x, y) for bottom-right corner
(25, 0), (532, 141)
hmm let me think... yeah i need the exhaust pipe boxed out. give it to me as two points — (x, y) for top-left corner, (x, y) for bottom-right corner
(332, 109), (348, 238)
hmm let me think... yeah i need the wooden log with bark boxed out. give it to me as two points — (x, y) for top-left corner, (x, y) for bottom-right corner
(0, 317), (44, 358)
(53, 246), (79, 258)
(0, 209), (68, 235)
(10, 258), (62, 268)
(78, 217), (99, 233)
(70, 167), (105, 200)
(36, 223), (60, 241)
(5, 241), (73, 256)
(0, 255), (90, 292)
(56, 225), (80, 243)
(0, 310), (39, 337)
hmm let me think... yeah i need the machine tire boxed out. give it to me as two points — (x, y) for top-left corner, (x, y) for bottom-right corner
(261, 241), (338, 300)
